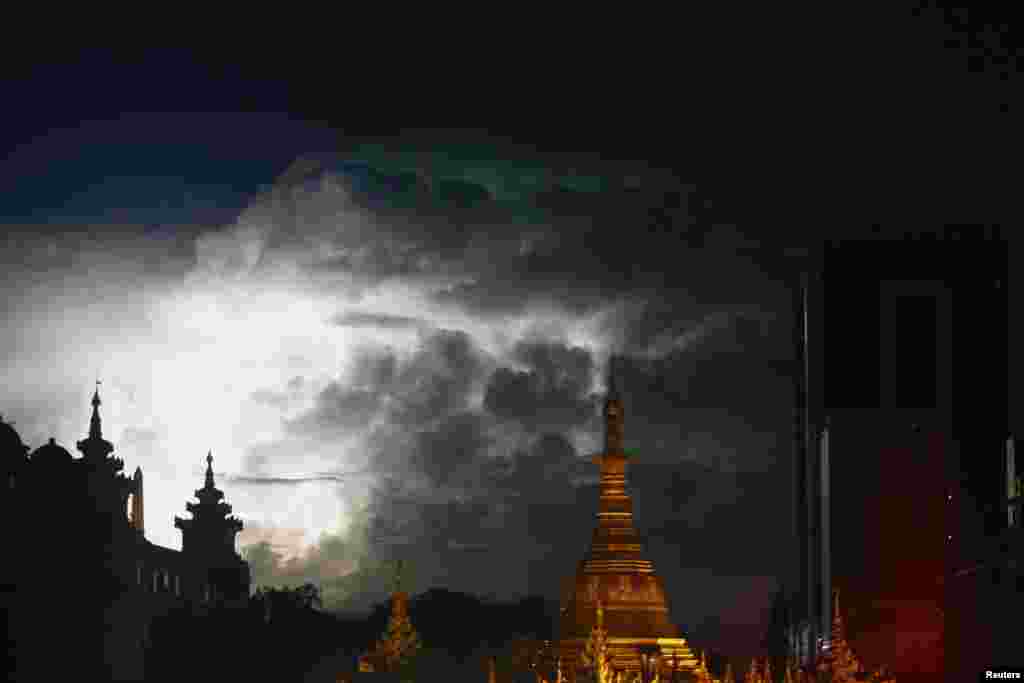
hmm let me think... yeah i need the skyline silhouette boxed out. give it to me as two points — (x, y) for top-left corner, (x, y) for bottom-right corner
(2, 21), (1018, 679)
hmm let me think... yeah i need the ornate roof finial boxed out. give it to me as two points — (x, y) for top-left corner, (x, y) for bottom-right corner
(205, 451), (215, 489)
(89, 379), (103, 439)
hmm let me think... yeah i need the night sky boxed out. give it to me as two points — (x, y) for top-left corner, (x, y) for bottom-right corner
(1, 13), (1014, 656)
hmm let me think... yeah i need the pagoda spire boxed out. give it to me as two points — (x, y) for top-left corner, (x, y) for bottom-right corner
(583, 353), (651, 574)
(204, 451), (215, 490)
(604, 355), (625, 455)
(558, 351), (696, 680)
(816, 590), (865, 682)
(366, 558), (421, 673)
(581, 600), (612, 683)
(89, 379), (103, 439)
(76, 380), (117, 465)
(174, 450), (244, 558)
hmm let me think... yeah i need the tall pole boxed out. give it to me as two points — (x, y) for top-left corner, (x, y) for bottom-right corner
(791, 272), (807, 661)
(820, 419), (831, 650)
(803, 269), (823, 663)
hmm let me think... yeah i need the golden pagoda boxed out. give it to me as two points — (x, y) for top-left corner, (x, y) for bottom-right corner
(363, 559), (421, 674)
(557, 356), (697, 681)
(816, 590), (863, 683)
(813, 590), (900, 683)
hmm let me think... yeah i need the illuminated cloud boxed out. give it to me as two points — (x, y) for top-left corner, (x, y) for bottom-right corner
(2, 140), (794, 615)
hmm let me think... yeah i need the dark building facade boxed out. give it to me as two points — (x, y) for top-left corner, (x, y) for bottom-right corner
(788, 229), (1010, 681)
(1, 386), (250, 681)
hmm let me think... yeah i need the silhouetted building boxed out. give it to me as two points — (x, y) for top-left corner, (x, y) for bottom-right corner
(0, 386), (250, 681)
(787, 229), (1009, 681)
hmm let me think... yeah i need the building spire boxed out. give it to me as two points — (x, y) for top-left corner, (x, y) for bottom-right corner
(77, 380), (116, 464)
(604, 354), (625, 455)
(90, 379), (103, 439)
(175, 449), (244, 561)
(204, 451), (215, 489)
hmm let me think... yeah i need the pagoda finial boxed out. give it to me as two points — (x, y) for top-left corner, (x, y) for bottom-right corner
(89, 379), (103, 439)
(607, 354), (620, 401)
(832, 589), (843, 643)
(205, 451), (215, 489)
(604, 354), (625, 455)
(392, 558), (405, 594)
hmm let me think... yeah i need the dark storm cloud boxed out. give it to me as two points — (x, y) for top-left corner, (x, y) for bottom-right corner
(285, 382), (382, 434)
(491, 433), (580, 501)
(172, 135), (796, 620)
(606, 316), (792, 473)
(270, 143), (751, 322)
(434, 177), (493, 208)
(281, 328), (486, 441)
(388, 330), (483, 428)
(484, 340), (597, 433)
(410, 412), (492, 487)
(347, 348), (398, 390)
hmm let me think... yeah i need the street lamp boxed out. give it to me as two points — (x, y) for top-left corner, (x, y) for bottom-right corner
(638, 645), (660, 683)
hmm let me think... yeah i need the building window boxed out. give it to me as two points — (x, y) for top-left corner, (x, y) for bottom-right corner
(136, 564), (143, 587)
(174, 575), (181, 596)
(204, 584), (211, 603)
(163, 570), (170, 591)
(152, 570), (159, 593)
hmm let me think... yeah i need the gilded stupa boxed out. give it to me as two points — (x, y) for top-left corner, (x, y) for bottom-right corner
(362, 560), (421, 674)
(557, 356), (697, 681)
